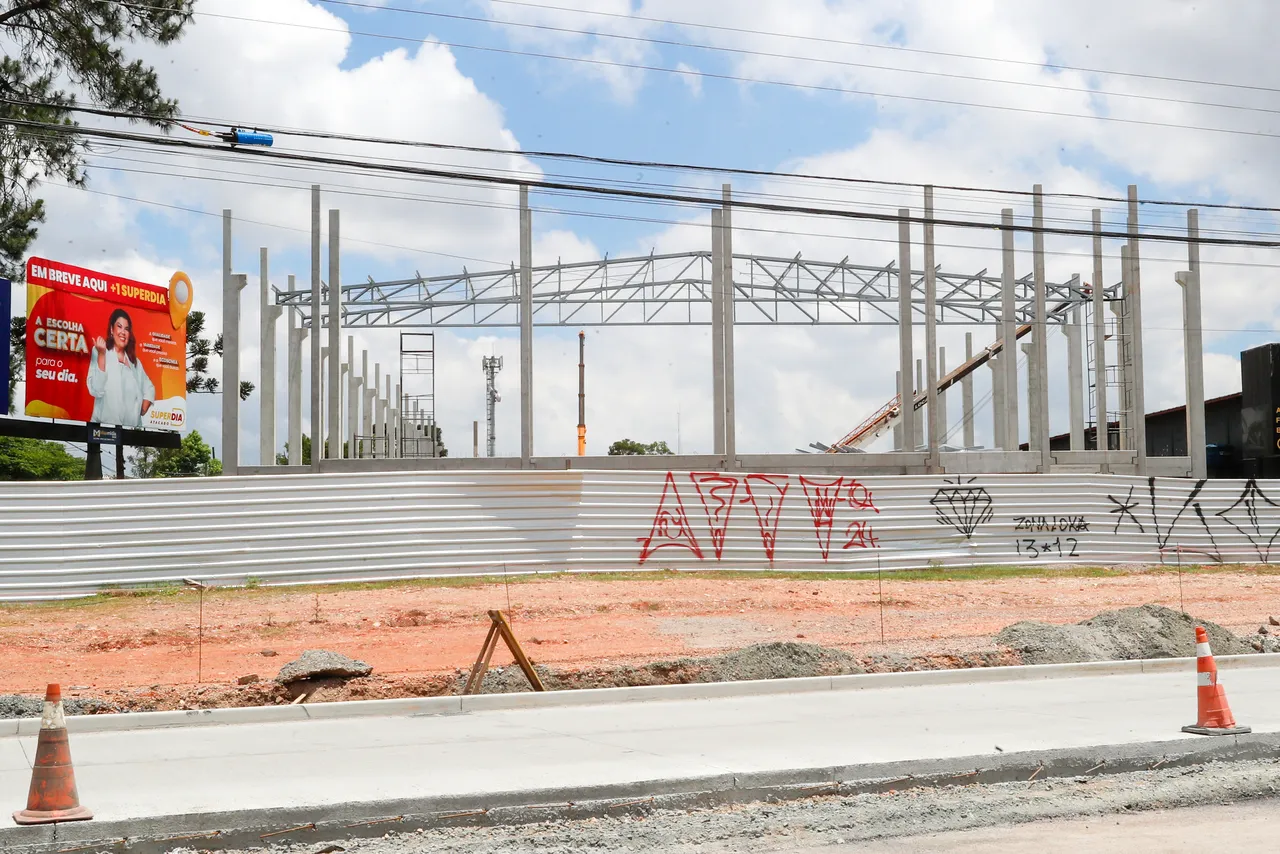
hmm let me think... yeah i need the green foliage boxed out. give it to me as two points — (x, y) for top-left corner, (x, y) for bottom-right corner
(186, 311), (254, 400)
(0, 435), (83, 480)
(7, 314), (22, 414)
(0, 1), (194, 278)
(128, 429), (221, 478)
(608, 438), (673, 456)
(277, 434), (314, 466)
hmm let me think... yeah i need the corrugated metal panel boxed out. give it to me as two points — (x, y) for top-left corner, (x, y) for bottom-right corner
(0, 470), (1274, 600)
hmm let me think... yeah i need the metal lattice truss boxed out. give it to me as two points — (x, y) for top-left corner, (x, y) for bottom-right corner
(277, 251), (1120, 328)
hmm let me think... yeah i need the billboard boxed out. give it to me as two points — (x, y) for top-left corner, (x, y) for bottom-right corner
(24, 258), (193, 430)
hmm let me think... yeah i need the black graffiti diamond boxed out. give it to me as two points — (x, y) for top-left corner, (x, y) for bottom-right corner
(931, 479), (994, 539)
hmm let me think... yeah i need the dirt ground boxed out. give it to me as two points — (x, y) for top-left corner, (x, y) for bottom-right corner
(1, 566), (1277, 710)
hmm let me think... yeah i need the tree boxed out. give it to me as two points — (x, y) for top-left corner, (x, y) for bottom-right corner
(129, 429), (220, 478)
(608, 438), (673, 456)
(0, 435), (83, 480)
(1, 1), (195, 279)
(277, 435), (314, 466)
(7, 314), (21, 414)
(186, 310), (254, 401)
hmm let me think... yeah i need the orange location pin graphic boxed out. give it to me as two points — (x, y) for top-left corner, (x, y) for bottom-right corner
(169, 271), (194, 329)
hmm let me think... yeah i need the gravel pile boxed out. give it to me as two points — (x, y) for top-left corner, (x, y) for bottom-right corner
(0, 695), (118, 719)
(143, 759), (1280, 854)
(996, 604), (1257, 665)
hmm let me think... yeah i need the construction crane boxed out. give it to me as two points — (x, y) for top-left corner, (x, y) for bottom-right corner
(828, 300), (1079, 453)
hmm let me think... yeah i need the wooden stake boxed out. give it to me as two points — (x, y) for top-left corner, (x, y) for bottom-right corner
(463, 609), (546, 694)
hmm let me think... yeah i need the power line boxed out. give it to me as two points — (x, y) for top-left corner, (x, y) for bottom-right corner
(312, 0), (1280, 120)
(480, 0), (1280, 97)
(16, 96), (1280, 216)
(103, 2), (1280, 149)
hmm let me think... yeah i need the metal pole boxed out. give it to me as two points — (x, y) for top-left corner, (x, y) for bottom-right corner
(259, 249), (280, 466)
(1068, 300), (1086, 450)
(519, 185), (534, 464)
(1127, 185), (1148, 474)
(1032, 186), (1050, 471)
(924, 187), (939, 469)
(577, 330), (586, 456)
(962, 332), (975, 448)
(327, 209), (341, 462)
(287, 276), (304, 466)
(897, 209), (915, 453)
(309, 185), (322, 471)
(1000, 209), (1019, 452)
(710, 208), (725, 456)
(1092, 210), (1109, 463)
(722, 184), (737, 466)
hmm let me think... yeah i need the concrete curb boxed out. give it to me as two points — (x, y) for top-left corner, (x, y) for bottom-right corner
(2, 653), (1277, 737)
(5, 730), (1279, 854)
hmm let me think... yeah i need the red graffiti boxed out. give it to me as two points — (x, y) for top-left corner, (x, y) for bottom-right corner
(800, 476), (845, 560)
(843, 519), (879, 549)
(690, 472), (740, 560)
(638, 472), (704, 565)
(846, 479), (879, 512)
(744, 474), (790, 563)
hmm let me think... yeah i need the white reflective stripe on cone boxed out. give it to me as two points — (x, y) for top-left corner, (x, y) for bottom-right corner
(1197, 671), (1214, 687)
(40, 700), (65, 730)
(1196, 642), (1213, 657)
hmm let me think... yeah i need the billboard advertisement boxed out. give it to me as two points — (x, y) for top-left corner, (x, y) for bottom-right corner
(24, 258), (193, 430)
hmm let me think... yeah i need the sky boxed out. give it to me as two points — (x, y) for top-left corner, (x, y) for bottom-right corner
(9, 0), (1280, 465)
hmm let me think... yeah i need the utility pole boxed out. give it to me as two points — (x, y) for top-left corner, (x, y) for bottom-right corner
(577, 331), (586, 456)
(482, 355), (503, 458)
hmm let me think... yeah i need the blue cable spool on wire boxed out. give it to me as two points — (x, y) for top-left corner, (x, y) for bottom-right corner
(228, 129), (274, 147)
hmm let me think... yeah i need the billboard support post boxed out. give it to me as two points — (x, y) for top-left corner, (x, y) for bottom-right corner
(0, 277), (9, 416)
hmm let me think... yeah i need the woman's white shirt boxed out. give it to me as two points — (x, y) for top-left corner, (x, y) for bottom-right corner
(87, 351), (155, 427)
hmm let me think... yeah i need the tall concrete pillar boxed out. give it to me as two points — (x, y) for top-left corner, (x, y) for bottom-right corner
(1032, 187), (1051, 471)
(937, 347), (948, 447)
(1126, 186), (1148, 473)
(1117, 245), (1133, 451)
(1000, 209), (1019, 451)
(924, 187), (940, 468)
(1022, 342), (1039, 454)
(371, 362), (381, 457)
(1067, 299), (1086, 450)
(913, 359), (924, 450)
(519, 185), (533, 464)
(309, 185), (322, 472)
(394, 381), (402, 458)
(711, 208), (725, 456)
(1091, 210), (1109, 461)
(220, 212), (239, 475)
(258, 250), (281, 466)
(989, 354), (1005, 450)
(897, 209), (915, 452)
(383, 375), (393, 458)
(962, 332), (975, 448)
(347, 337), (359, 461)
(722, 184), (737, 465)
(1181, 208), (1206, 479)
(286, 276), (305, 466)
(893, 371), (903, 451)
(327, 209), (341, 461)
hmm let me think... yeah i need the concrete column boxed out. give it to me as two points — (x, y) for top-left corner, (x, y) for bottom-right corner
(1022, 342), (1039, 454)
(258, 249), (281, 466)
(897, 209), (915, 452)
(1032, 186), (1051, 471)
(519, 185), (533, 464)
(962, 333), (975, 448)
(394, 381), (402, 458)
(1117, 245), (1133, 451)
(287, 276), (305, 466)
(371, 363), (382, 457)
(1068, 299), (1086, 450)
(473, 420), (479, 457)
(327, 209), (341, 461)
(383, 375), (393, 458)
(1091, 210), (1109, 461)
(1127, 186), (1148, 473)
(1000, 209), (1019, 451)
(722, 184), (737, 465)
(309, 185), (322, 472)
(347, 337), (359, 461)
(1181, 208), (1206, 479)
(924, 187), (940, 469)
(937, 347), (948, 447)
(710, 208), (725, 456)
(893, 371), (903, 451)
(913, 358), (924, 450)
(989, 353), (1005, 450)
(220, 211), (236, 475)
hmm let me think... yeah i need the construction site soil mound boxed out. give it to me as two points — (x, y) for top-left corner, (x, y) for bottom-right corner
(996, 604), (1258, 665)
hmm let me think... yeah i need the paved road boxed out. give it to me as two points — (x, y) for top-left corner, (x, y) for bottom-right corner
(2, 663), (1278, 828)
(843, 799), (1279, 852)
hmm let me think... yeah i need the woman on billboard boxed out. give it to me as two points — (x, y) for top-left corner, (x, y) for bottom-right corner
(87, 308), (155, 427)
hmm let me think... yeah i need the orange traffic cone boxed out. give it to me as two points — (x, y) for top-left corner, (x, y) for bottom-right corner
(1181, 627), (1251, 737)
(12, 684), (93, 825)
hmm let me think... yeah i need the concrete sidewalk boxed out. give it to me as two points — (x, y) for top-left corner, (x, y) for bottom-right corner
(3, 660), (1279, 849)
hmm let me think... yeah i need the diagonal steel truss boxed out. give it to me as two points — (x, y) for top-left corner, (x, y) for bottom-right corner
(276, 251), (1118, 328)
